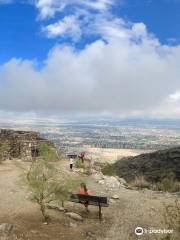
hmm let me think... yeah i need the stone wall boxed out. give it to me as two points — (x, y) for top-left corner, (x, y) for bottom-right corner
(0, 129), (54, 161)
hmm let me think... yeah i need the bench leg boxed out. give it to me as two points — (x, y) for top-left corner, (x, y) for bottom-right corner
(98, 204), (102, 221)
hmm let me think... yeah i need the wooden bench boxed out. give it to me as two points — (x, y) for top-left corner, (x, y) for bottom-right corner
(70, 194), (109, 220)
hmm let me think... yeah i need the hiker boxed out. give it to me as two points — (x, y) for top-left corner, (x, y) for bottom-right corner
(79, 151), (85, 163)
(69, 157), (74, 171)
(78, 183), (89, 212)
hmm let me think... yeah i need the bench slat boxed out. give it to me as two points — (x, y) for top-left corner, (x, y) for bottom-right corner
(70, 198), (109, 207)
(70, 194), (109, 206)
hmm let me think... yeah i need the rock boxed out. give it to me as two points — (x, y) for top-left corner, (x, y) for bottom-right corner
(30, 230), (39, 234)
(93, 172), (103, 181)
(59, 207), (66, 212)
(47, 204), (65, 212)
(65, 212), (83, 221)
(118, 178), (127, 185)
(86, 231), (96, 240)
(91, 169), (98, 174)
(43, 222), (48, 225)
(69, 222), (78, 228)
(74, 168), (85, 174)
(0, 223), (14, 233)
(104, 176), (120, 189)
(109, 199), (115, 204)
(111, 194), (119, 200)
(98, 180), (105, 185)
(151, 207), (155, 211)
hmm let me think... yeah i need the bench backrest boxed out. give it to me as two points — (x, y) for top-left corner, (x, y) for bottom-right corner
(67, 154), (77, 158)
(70, 194), (108, 204)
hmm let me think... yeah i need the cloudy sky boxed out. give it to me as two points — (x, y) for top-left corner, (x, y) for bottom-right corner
(0, 0), (180, 119)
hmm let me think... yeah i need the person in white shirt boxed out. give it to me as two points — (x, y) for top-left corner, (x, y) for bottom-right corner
(69, 157), (74, 171)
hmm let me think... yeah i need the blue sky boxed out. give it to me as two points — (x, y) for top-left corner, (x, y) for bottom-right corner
(0, 0), (180, 63)
(0, 0), (180, 118)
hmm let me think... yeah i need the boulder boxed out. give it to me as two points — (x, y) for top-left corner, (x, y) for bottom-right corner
(65, 212), (83, 221)
(104, 176), (120, 189)
(69, 222), (78, 228)
(47, 204), (65, 212)
(109, 199), (115, 204)
(118, 177), (127, 185)
(92, 172), (104, 181)
(111, 194), (119, 200)
(0, 223), (14, 233)
(98, 180), (105, 185)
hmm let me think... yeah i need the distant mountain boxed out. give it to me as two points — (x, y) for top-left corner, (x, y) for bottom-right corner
(114, 147), (180, 182)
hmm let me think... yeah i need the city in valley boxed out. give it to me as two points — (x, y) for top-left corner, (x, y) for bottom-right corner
(1, 118), (180, 162)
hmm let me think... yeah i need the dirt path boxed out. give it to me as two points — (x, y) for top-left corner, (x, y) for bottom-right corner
(0, 160), (179, 240)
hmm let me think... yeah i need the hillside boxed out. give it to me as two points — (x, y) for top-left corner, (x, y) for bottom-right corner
(0, 131), (179, 239)
(114, 146), (180, 183)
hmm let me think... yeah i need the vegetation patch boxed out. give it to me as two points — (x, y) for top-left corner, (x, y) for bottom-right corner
(162, 199), (180, 240)
(101, 163), (116, 176)
(114, 147), (180, 187)
(130, 175), (151, 189)
(21, 145), (80, 222)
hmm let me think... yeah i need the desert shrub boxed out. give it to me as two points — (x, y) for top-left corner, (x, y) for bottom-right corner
(163, 199), (180, 240)
(102, 163), (116, 176)
(160, 177), (175, 192)
(23, 145), (79, 222)
(75, 157), (84, 168)
(84, 166), (92, 175)
(25, 159), (57, 221)
(39, 144), (60, 162)
(156, 176), (180, 192)
(0, 142), (10, 163)
(51, 176), (82, 207)
(172, 181), (180, 192)
(130, 176), (151, 189)
(160, 236), (175, 240)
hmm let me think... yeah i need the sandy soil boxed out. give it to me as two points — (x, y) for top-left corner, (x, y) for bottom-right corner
(0, 159), (179, 240)
(85, 147), (151, 163)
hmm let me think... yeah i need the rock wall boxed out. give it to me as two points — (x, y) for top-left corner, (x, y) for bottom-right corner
(0, 129), (54, 161)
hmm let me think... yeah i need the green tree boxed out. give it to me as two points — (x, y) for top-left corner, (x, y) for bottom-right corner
(24, 144), (80, 222)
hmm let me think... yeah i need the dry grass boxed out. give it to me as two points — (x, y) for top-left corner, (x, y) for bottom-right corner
(130, 176), (151, 189)
(163, 199), (180, 240)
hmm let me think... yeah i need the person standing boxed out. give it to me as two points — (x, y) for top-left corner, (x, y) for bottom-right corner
(69, 157), (74, 171)
(79, 152), (85, 163)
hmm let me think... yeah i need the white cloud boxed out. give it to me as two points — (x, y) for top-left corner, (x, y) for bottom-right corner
(35, 0), (120, 41)
(34, 0), (116, 19)
(43, 15), (81, 41)
(1, 23), (180, 117)
(82, 0), (114, 11)
(0, 0), (179, 117)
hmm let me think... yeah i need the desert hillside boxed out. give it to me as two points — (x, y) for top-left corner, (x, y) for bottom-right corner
(0, 130), (179, 240)
(114, 147), (180, 183)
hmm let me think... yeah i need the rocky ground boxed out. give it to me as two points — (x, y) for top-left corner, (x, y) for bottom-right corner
(0, 159), (179, 240)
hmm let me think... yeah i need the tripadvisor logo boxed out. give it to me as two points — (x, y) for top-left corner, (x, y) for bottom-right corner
(135, 227), (144, 236)
(135, 227), (174, 236)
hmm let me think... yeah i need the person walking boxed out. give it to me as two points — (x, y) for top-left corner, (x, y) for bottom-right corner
(69, 157), (74, 171)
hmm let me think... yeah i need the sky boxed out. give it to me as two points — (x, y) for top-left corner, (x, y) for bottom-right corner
(0, 0), (180, 119)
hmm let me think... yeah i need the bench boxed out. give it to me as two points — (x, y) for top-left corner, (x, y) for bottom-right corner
(70, 194), (109, 220)
(67, 154), (77, 158)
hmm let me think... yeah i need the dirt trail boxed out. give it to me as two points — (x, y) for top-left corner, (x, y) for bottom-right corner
(0, 160), (179, 240)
